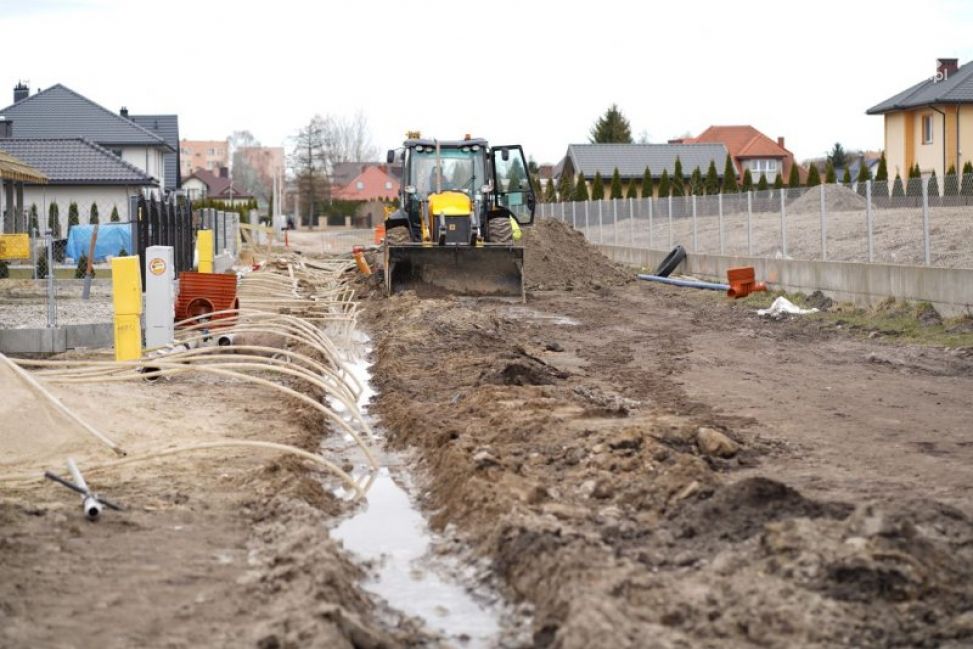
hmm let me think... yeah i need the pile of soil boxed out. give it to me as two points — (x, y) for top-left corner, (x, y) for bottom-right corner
(788, 183), (867, 213)
(524, 219), (632, 291)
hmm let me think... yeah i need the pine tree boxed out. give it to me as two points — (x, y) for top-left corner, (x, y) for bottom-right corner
(875, 152), (888, 181)
(591, 172), (604, 200)
(788, 164), (801, 188)
(89, 202), (99, 224)
(945, 164), (958, 196)
(688, 166), (702, 195)
(891, 174), (905, 197)
(909, 162), (921, 179)
(110, 205), (120, 222)
(928, 170), (940, 197)
(641, 167), (653, 198)
(722, 155), (738, 193)
(68, 202), (80, 230)
(657, 169), (671, 197)
(543, 179), (557, 203)
(824, 160), (836, 183)
(610, 167), (623, 199)
(757, 173), (769, 191)
(671, 158), (685, 197)
(28, 203), (38, 232)
(36, 253), (48, 279)
(962, 161), (973, 196)
(857, 162), (871, 183)
(47, 203), (61, 238)
(806, 164), (821, 187)
(625, 180), (638, 199)
(556, 171), (574, 203)
(589, 104), (633, 143)
(826, 142), (847, 169)
(704, 160), (720, 194)
(574, 173), (589, 201)
(741, 169), (753, 192)
(773, 173), (783, 190)
(841, 168), (852, 184)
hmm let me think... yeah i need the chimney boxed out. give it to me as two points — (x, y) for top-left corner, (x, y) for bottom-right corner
(0, 118), (12, 139)
(936, 58), (958, 81)
(13, 82), (29, 103)
(120, 106), (129, 118)
(777, 136), (785, 149)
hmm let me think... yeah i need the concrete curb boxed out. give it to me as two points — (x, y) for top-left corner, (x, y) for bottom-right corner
(0, 322), (114, 354)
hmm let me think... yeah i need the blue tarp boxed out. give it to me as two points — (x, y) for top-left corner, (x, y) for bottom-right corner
(65, 224), (133, 262)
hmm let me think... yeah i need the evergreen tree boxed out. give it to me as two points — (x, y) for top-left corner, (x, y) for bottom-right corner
(891, 174), (905, 197)
(841, 168), (852, 184)
(875, 152), (888, 181)
(773, 173), (783, 190)
(857, 162), (871, 183)
(824, 160), (836, 184)
(75, 254), (92, 279)
(47, 203), (61, 238)
(722, 155), (738, 193)
(625, 180), (638, 199)
(671, 158), (685, 197)
(589, 104), (633, 143)
(757, 173), (769, 191)
(741, 169), (754, 192)
(945, 164), (958, 196)
(36, 253), (48, 279)
(610, 167), (623, 199)
(965, 161), (973, 174)
(28, 203), (38, 233)
(574, 173), (589, 201)
(806, 164), (821, 187)
(909, 162), (921, 179)
(89, 202), (99, 224)
(928, 170), (940, 197)
(962, 161), (973, 196)
(110, 205), (120, 222)
(556, 171), (574, 203)
(68, 202), (80, 230)
(788, 164), (801, 188)
(704, 160), (720, 194)
(641, 167), (653, 198)
(689, 166), (702, 195)
(826, 142), (848, 169)
(591, 171), (604, 200)
(657, 169), (671, 197)
(543, 179), (557, 203)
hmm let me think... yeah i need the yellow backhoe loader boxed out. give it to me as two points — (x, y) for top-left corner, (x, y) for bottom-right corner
(382, 135), (536, 299)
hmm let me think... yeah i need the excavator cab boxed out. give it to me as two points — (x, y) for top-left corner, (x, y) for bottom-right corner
(383, 136), (535, 299)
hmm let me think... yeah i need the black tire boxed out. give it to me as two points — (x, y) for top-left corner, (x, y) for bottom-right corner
(654, 245), (686, 277)
(385, 224), (412, 244)
(488, 217), (513, 243)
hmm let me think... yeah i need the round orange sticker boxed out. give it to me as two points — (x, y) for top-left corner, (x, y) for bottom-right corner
(149, 258), (167, 276)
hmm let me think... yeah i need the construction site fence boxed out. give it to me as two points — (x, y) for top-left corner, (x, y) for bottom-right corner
(537, 175), (973, 268)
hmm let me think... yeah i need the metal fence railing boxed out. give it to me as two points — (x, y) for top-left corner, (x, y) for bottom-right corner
(538, 175), (973, 268)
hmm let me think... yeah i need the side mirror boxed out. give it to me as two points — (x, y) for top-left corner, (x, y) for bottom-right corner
(501, 148), (510, 162)
(386, 149), (395, 164)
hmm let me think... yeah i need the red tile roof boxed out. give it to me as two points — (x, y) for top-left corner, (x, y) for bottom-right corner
(688, 125), (790, 159)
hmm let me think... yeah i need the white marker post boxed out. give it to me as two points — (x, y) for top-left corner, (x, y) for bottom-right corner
(144, 245), (175, 348)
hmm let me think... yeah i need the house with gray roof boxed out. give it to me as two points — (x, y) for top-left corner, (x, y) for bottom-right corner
(0, 83), (175, 191)
(556, 143), (729, 198)
(0, 138), (157, 233)
(128, 113), (180, 192)
(866, 57), (973, 180)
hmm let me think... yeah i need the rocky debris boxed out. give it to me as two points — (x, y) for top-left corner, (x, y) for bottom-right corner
(805, 290), (834, 311)
(695, 427), (740, 458)
(915, 302), (943, 327)
(523, 219), (631, 292)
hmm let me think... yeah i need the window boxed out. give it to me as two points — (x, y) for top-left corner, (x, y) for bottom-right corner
(767, 160), (777, 172)
(384, 181), (393, 190)
(356, 181), (365, 190)
(208, 147), (216, 155)
(922, 115), (934, 144)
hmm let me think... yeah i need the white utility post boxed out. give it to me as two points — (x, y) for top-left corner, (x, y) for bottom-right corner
(144, 245), (175, 348)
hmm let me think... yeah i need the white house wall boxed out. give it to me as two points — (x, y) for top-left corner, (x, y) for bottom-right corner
(22, 185), (136, 234)
(120, 146), (166, 188)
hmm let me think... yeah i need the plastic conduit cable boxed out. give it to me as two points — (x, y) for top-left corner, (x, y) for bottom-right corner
(637, 274), (730, 291)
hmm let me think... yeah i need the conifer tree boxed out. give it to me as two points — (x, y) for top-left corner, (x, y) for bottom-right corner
(689, 166), (702, 195)
(89, 202), (99, 224)
(758, 173), (769, 191)
(543, 179), (556, 203)
(945, 164), (958, 196)
(928, 170), (940, 197)
(671, 158), (685, 197)
(741, 169), (753, 192)
(773, 173), (783, 190)
(857, 162), (871, 183)
(574, 173), (589, 201)
(48, 203), (61, 238)
(842, 168), (852, 184)
(824, 160), (836, 183)
(28, 203), (38, 233)
(610, 167), (623, 199)
(962, 162), (973, 196)
(875, 152), (888, 181)
(556, 171), (574, 203)
(788, 164), (801, 188)
(891, 174), (905, 197)
(110, 205), (120, 222)
(591, 172), (604, 200)
(589, 104), (633, 143)
(641, 167), (653, 198)
(722, 155), (738, 193)
(704, 160), (720, 194)
(806, 164), (821, 187)
(657, 169), (671, 197)
(68, 202), (80, 230)
(625, 180), (638, 199)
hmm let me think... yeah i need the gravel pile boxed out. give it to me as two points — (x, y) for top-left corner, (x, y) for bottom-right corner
(787, 184), (866, 213)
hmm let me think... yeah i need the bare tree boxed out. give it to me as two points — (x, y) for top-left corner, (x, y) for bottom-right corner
(228, 130), (272, 205)
(289, 116), (328, 227)
(319, 110), (378, 171)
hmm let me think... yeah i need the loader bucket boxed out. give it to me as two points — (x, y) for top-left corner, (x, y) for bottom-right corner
(385, 244), (525, 300)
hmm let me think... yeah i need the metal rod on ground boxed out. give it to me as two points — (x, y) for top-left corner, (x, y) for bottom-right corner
(45, 230), (56, 328)
(866, 180), (873, 262)
(746, 191), (753, 256)
(780, 189), (787, 258)
(667, 195), (673, 249)
(637, 274), (729, 291)
(692, 194), (698, 252)
(718, 193), (724, 255)
(820, 183), (827, 260)
(922, 178), (930, 265)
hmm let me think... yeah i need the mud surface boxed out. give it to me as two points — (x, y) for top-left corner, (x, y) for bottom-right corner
(361, 221), (973, 648)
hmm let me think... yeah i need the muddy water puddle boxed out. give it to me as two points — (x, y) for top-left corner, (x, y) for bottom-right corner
(325, 332), (522, 647)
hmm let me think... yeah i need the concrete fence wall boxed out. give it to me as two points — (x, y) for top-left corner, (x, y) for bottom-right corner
(597, 245), (973, 317)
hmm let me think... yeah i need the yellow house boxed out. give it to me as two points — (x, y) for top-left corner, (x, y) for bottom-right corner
(867, 58), (973, 180)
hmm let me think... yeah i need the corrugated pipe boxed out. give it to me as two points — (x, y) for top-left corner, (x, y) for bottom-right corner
(637, 274), (730, 291)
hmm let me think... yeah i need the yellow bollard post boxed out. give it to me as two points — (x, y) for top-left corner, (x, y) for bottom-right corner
(110, 255), (142, 361)
(196, 230), (213, 273)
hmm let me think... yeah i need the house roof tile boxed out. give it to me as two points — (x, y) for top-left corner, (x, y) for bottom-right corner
(867, 60), (973, 113)
(130, 114), (179, 190)
(0, 138), (157, 185)
(563, 143), (729, 179)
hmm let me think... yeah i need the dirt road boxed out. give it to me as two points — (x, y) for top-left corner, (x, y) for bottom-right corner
(359, 221), (973, 647)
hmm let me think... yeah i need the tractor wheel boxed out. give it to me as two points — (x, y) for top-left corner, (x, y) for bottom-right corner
(385, 224), (411, 244)
(488, 217), (513, 243)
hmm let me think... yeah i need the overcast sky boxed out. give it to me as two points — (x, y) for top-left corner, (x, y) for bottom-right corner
(2, 0), (972, 167)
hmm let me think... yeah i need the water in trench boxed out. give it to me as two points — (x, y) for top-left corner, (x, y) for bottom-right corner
(326, 331), (514, 647)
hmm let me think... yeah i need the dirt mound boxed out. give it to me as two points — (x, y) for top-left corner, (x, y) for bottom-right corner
(524, 219), (632, 291)
(788, 183), (866, 213)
